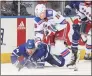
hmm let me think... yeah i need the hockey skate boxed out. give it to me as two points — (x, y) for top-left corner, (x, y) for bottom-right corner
(66, 51), (77, 67)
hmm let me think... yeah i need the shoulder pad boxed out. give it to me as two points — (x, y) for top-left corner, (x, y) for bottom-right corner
(38, 42), (47, 48)
(34, 17), (42, 23)
(46, 9), (53, 17)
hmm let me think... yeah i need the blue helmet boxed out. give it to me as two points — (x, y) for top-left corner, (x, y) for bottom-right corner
(26, 39), (35, 49)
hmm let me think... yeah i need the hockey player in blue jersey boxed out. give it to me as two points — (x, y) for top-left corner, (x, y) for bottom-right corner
(66, 19), (81, 67)
(11, 39), (65, 70)
(64, 1), (92, 62)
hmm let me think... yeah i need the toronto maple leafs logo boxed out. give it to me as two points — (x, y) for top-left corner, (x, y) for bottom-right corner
(29, 42), (32, 45)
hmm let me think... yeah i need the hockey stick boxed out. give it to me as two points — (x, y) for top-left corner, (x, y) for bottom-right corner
(18, 55), (32, 71)
(64, 42), (83, 51)
(67, 46), (83, 51)
(74, 50), (80, 71)
(69, 16), (74, 23)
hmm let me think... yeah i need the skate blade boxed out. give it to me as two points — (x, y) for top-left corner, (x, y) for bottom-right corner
(67, 65), (75, 69)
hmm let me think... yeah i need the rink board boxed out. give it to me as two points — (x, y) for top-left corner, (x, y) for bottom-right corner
(1, 16), (86, 63)
(1, 49), (86, 63)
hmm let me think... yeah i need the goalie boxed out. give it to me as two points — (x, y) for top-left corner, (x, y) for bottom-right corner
(11, 39), (65, 70)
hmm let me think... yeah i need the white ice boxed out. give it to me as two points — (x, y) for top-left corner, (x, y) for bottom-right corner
(1, 60), (91, 75)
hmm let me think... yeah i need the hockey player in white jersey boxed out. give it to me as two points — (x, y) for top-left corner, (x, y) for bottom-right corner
(34, 4), (67, 47)
(78, 1), (92, 60)
(77, 1), (91, 34)
(34, 4), (71, 67)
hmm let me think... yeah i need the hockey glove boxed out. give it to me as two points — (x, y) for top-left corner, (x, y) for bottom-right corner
(64, 8), (71, 16)
(18, 55), (25, 62)
(64, 41), (68, 47)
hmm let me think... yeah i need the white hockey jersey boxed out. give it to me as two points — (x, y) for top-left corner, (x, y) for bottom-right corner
(34, 9), (67, 45)
(78, 2), (91, 21)
(34, 9), (71, 65)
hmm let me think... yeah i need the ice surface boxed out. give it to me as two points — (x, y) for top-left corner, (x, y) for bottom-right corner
(1, 60), (91, 75)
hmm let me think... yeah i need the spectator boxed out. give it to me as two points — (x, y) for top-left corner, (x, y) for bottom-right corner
(1, 1), (18, 16)
(20, 2), (29, 16)
(11, 1), (18, 16)
(1, 1), (13, 16)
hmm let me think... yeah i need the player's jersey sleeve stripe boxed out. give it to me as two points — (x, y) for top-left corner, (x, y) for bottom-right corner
(12, 51), (19, 57)
(86, 44), (92, 49)
(61, 49), (70, 57)
(35, 17), (44, 25)
(72, 43), (78, 46)
(60, 19), (67, 24)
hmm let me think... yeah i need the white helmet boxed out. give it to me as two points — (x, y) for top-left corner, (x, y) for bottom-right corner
(35, 4), (46, 17)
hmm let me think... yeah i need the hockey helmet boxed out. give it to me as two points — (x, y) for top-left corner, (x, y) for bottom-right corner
(26, 39), (35, 49)
(35, 4), (46, 17)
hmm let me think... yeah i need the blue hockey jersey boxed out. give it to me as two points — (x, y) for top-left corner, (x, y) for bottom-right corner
(11, 43), (65, 67)
(11, 43), (50, 62)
